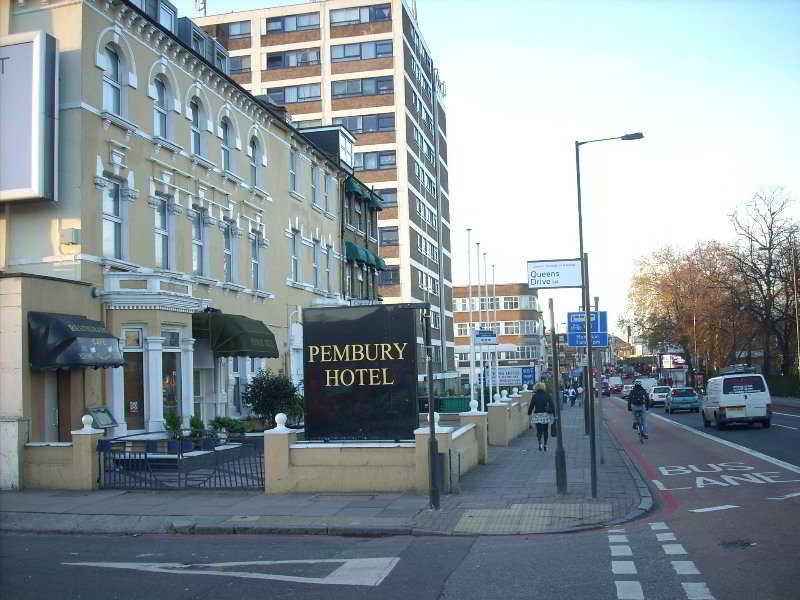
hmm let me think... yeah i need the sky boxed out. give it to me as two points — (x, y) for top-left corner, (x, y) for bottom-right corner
(174, 0), (800, 335)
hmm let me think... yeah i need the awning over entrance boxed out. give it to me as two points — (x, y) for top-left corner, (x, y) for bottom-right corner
(344, 241), (386, 270)
(28, 312), (125, 370)
(345, 177), (384, 210)
(192, 311), (279, 358)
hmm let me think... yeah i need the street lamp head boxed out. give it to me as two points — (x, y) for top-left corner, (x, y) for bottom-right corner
(620, 132), (644, 141)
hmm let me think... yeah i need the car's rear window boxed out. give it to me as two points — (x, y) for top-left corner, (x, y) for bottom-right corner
(653, 387), (670, 393)
(723, 376), (765, 394)
(672, 388), (695, 397)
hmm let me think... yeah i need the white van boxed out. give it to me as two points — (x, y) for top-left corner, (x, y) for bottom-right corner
(634, 378), (658, 392)
(702, 373), (772, 429)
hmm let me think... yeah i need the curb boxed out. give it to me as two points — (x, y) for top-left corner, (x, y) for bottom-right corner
(602, 419), (655, 526)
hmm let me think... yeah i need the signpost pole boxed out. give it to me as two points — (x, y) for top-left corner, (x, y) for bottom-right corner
(476, 242), (484, 410)
(549, 298), (568, 494)
(424, 307), (440, 510)
(595, 296), (605, 466)
(483, 251), (491, 401)
(466, 228), (476, 406)
(492, 264), (498, 400)
(583, 254), (598, 499)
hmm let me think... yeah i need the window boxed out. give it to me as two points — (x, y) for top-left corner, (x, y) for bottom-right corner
(153, 195), (169, 269)
(289, 149), (298, 192)
(354, 198), (363, 231)
(229, 55), (251, 74)
(375, 188), (397, 206)
(162, 337), (181, 418)
(191, 207), (204, 276)
(266, 12), (319, 32)
(250, 233), (261, 289)
(503, 321), (521, 335)
(520, 320), (538, 335)
(265, 48), (320, 69)
(479, 296), (499, 311)
(101, 45), (121, 115)
(102, 180), (122, 259)
(354, 151), (396, 171)
(332, 113), (394, 134)
(330, 4), (390, 26)
(322, 174), (330, 212)
(311, 166), (321, 206)
(153, 78), (167, 138)
(378, 266), (398, 286)
(189, 98), (202, 155)
(249, 138), (260, 187)
(267, 84), (321, 104)
(457, 323), (469, 337)
(723, 376), (766, 394)
(432, 312), (441, 330)
(312, 241), (320, 288)
(223, 220), (233, 282)
(379, 226), (399, 246)
(290, 230), (300, 281)
(331, 40), (392, 62)
(503, 296), (520, 310)
(346, 262), (354, 296)
(227, 20), (251, 39)
(324, 246), (332, 291)
(220, 118), (232, 172)
(332, 76), (393, 99)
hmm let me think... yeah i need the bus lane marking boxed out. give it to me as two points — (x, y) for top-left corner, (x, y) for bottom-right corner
(650, 462), (800, 491)
(767, 491), (800, 500)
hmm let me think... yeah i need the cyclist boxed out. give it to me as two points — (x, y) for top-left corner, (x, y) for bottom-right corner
(628, 382), (650, 439)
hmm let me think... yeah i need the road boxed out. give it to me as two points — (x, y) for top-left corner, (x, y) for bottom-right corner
(2, 398), (799, 599)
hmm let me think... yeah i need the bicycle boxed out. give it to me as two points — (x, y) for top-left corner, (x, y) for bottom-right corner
(632, 409), (646, 444)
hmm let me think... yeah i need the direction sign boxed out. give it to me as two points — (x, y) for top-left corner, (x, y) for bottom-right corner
(473, 329), (498, 345)
(567, 311), (608, 334)
(567, 331), (609, 348)
(527, 259), (583, 289)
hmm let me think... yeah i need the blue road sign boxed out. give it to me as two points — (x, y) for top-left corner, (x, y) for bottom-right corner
(567, 331), (609, 348)
(567, 311), (608, 333)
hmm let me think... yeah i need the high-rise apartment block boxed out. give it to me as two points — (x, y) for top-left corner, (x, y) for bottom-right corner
(197, 0), (456, 387)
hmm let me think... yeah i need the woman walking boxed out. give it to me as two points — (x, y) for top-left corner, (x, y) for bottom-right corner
(528, 382), (555, 451)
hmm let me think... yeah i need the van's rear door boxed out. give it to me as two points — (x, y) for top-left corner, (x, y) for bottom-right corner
(721, 375), (769, 418)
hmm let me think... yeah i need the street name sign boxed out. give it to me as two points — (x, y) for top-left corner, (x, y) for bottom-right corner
(527, 259), (583, 289)
(567, 331), (609, 348)
(473, 329), (498, 345)
(567, 311), (608, 333)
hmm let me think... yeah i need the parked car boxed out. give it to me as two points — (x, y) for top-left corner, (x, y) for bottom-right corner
(608, 376), (624, 393)
(665, 387), (700, 413)
(649, 385), (671, 407)
(702, 373), (772, 429)
(621, 384), (634, 399)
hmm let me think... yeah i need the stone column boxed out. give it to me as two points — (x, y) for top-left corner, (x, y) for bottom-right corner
(264, 414), (297, 493)
(487, 401), (510, 446)
(414, 415), (454, 494)
(459, 400), (488, 464)
(71, 415), (105, 490)
(145, 336), (165, 432)
(107, 367), (127, 437)
(0, 278), (26, 489)
(180, 337), (195, 427)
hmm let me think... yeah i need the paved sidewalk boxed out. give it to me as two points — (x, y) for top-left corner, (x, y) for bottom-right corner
(0, 405), (650, 537)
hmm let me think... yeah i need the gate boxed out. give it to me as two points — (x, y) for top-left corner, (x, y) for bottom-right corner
(97, 431), (264, 490)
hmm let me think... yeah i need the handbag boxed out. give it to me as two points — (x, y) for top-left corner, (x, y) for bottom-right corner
(550, 420), (558, 437)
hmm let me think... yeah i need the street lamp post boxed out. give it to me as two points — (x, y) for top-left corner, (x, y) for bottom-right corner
(575, 131), (643, 499)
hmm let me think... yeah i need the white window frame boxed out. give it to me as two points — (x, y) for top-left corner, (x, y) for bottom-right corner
(191, 206), (205, 276)
(312, 240), (320, 288)
(250, 232), (261, 289)
(290, 229), (301, 281)
(102, 44), (122, 115)
(289, 149), (298, 193)
(249, 138), (259, 187)
(153, 77), (168, 139)
(312, 166), (321, 207)
(153, 195), (169, 270)
(220, 119), (232, 172)
(324, 245), (332, 292)
(190, 98), (203, 156)
(102, 179), (123, 260)
(223, 221), (234, 283)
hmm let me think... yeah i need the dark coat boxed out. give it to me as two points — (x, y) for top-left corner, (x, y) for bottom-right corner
(528, 390), (554, 415)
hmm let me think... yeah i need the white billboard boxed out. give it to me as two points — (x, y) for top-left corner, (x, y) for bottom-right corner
(0, 31), (58, 202)
(527, 259), (583, 289)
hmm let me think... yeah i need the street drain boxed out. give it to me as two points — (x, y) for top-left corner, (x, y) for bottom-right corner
(719, 539), (757, 549)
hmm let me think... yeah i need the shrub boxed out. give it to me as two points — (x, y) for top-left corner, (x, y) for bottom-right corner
(189, 414), (204, 431)
(210, 416), (246, 434)
(164, 410), (182, 438)
(243, 369), (303, 428)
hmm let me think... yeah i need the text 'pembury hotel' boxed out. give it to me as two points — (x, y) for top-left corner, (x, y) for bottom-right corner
(307, 343), (409, 387)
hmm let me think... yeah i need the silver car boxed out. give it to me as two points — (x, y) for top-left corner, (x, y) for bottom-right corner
(649, 385), (671, 407)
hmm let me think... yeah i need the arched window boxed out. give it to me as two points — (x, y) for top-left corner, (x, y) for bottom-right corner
(102, 44), (121, 115)
(189, 98), (202, 155)
(249, 137), (259, 187)
(153, 77), (168, 138)
(220, 118), (232, 172)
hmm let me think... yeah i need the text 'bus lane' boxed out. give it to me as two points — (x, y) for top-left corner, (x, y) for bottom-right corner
(651, 461), (800, 491)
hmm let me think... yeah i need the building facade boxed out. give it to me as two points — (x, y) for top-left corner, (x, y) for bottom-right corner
(453, 283), (546, 391)
(196, 0), (456, 387)
(0, 0), (383, 488)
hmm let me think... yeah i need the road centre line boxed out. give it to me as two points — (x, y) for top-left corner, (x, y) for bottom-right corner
(682, 582), (716, 599)
(688, 505), (739, 513)
(612, 397), (800, 474)
(615, 580), (644, 600)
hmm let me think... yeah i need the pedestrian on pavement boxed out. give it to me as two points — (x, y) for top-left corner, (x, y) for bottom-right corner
(569, 386), (576, 407)
(528, 382), (555, 451)
(577, 385), (584, 407)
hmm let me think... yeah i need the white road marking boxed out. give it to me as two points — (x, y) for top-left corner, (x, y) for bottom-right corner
(656, 532), (677, 541)
(610, 545), (633, 557)
(662, 544), (688, 555)
(767, 491), (800, 500)
(649, 522), (669, 530)
(615, 580), (644, 600)
(773, 424), (798, 430)
(608, 534), (629, 543)
(611, 560), (637, 575)
(64, 557), (400, 587)
(608, 528), (626, 533)
(682, 581), (715, 599)
(773, 411), (800, 418)
(688, 505), (739, 513)
(637, 403), (800, 474)
(672, 561), (701, 575)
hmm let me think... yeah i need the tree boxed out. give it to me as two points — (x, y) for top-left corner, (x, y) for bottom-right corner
(242, 369), (303, 428)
